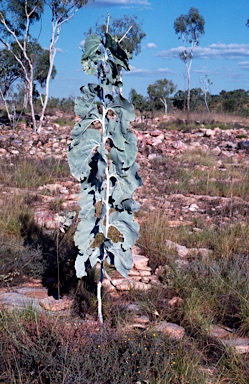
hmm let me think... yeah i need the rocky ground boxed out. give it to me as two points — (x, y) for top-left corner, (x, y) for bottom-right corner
(1, 113), (249, 354)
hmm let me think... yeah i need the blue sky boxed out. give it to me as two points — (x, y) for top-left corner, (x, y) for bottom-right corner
(35, 0), (249, 99)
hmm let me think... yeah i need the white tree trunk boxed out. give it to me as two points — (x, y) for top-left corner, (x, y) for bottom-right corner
(37, 21), (60, 133)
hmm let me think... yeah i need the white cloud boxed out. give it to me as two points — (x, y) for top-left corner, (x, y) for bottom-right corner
(157, 67), (172, 74)
(127, 65), (151, 76)
(146, 42), (157, 49)
(158, 43), (249, 60)
(193, 68), (209, 74)
(239, 61), (249, 70)
(125, 65), (172, 76)
(90, 0), (151, 8)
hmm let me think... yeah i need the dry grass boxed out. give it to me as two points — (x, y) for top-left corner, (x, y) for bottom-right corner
(1, 113), (249, 382)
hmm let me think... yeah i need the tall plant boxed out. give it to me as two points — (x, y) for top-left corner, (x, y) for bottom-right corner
(68, 29), (142, 323)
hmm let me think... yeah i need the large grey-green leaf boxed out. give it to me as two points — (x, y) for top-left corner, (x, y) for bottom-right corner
(107, 95), (135, 134)
(78, 191), (96, 219)
(106, 243), (132, 278)
(110, 131), (138, 173)
(110, 162), (142, 210)
(105, 33), (130, 71)
(71, 118), (100, 139)
(74, 84), (102, 119)
(82, 35), (102, 58)
(72, 84), (103, 138)
(68, 129), (102, 181)
(74, 215), (97, 255)
(107, 118), (125, 151)
(121, 198), (140, 213)
(75, 248), (101, 278)
(81, 34), (103, 73)
(75, 252), (89, 278)
(109, 210), (139, 250)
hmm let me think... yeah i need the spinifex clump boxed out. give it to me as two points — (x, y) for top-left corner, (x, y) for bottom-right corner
(68, 30), (142, 322)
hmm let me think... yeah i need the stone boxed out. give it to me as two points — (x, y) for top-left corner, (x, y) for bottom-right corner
(150, 129), (162, 137)
(133, 315), (150, 324)
(153, 321), (185, 340)
(203, 129), (216, 138)
(39, 296), (72, 311)
(177, 246), (189, 258)
(168, 296), (183, 307)
(188, 203), (200, 212)
(132, 254), (149, 269)
(0, 286), (48, 311)
(223, 338), (249, 354)
(102, 277), (151, 292)
(208, 324), (233, 339)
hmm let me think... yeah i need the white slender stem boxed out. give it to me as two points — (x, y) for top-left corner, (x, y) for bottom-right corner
(97, 281), (103, 324)
(119, 24), (133, 43)
(106, 13), (110, 33)
(105, 166), (110, 237)
(102, 106), (110, 237)
(96, 105), (110, 325)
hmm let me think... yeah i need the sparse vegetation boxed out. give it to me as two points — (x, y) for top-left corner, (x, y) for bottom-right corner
(0, 308), (209, 384)
(0, 157), (70, 189)
(1, 112), (249, 382)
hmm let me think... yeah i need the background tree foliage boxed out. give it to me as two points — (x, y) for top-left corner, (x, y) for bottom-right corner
(0, 0), (90, 131)
(174, 7), (205, 118)
(147, 78), (177, 115)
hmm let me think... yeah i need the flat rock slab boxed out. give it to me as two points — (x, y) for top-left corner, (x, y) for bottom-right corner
(223, 338), (249, 354)
(39, 296), (72, 311)
(132, 254), (149, 269)
(152, 321), (185, 340)
(208, 324), (234, 339)
(0, 286), (48, 310)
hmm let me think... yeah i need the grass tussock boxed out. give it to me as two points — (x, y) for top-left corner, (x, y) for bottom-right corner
(0, 157), (70, 189)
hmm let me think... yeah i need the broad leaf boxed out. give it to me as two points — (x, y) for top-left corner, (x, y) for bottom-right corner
(109, 210), (139, 250)
(81, 34), (103, 73)
(107, 243), (133, 278)
(110, 132), (138, 173)
(74, 215), (97, 255)
(105, 33), (130, 71)
(68, 129), (102, 181)
(75, 248), (101, 278)
(110, 162), (142, 210)
(107, 94), (135, 134)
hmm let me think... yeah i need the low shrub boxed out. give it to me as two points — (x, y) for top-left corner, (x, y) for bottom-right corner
(0, 309), (207, 384)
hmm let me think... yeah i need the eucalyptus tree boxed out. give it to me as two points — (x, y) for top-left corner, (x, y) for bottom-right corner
(0, 48), (19, 112)
(0, 0), (45, 130)
(129, 88), (147, 114)
(174, 7), (205, 119)
(200, 75), (212, 112)
(0, 40), (56, 125)
(0, 49), (21, 124)
(38, 0), (91, 132)
(34, 48), (57, 96)
(147, 78), (176, 114)
(0, 0), (91, 131)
